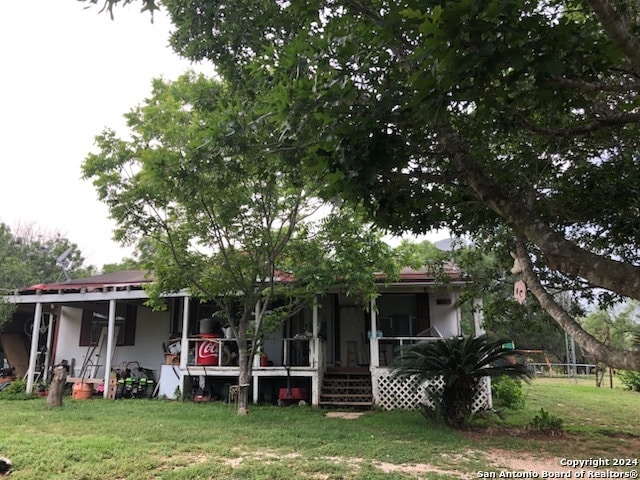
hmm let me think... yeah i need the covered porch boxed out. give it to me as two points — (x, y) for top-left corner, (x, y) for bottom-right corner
(4, 267), (488, 410)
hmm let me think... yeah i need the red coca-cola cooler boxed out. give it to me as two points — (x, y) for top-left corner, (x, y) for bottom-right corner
(196, 334), (221, 366)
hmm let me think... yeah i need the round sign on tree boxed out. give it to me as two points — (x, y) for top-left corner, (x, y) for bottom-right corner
(514, 280), (527, 304)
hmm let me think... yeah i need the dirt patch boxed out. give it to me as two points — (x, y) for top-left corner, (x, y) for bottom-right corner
(168, 433), (640, 479)
(485, 449), (570, 473)
(373, 460), (467, 478)
(322, 455), (471, 478)
(467, 427), (640, 477)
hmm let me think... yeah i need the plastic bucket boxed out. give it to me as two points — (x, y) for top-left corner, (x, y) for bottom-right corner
(199, 318), (216, 335)
(196, 334), (221, 365)
(72, 382), (93, 400)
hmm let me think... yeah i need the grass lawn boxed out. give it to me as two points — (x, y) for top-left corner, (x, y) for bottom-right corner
(0, 378), (638, 479)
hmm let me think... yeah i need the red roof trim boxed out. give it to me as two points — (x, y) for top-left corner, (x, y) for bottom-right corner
(18, 265), (467, 296)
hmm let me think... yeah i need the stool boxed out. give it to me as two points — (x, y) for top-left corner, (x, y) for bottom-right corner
(346, 341), (358, 367)
(228, 385), (241, 409)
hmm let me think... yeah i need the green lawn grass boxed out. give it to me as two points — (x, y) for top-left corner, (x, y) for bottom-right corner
(0, 378), (638, 479)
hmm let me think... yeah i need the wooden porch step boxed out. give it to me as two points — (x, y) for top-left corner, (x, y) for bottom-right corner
(319, 400), (373, 407)
(320, 393), (371, 398)
(320, 370), (373, 409)
(322, 382), (371, 389)
(323, 376), (371, 382)
(322, 384), (372, 392)
(326, 367), (369, 374)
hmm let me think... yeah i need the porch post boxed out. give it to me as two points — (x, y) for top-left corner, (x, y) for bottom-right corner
(369, 298), (379, 368)
(253, 301), (260, 404)
(103, 299), (116, 399)
(26, 302), (43, 394)
(311, 296), (320, 406)
(180, 295), (190, 399)
(180, 295), (190, 368)
(472, 297), (486, 336)
(43, 313), (55, 383)
(253, 376), (259, 404)
(311, 296), (318, 369)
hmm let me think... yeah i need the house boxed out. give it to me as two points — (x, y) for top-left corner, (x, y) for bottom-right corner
(3, 267), (490, 410)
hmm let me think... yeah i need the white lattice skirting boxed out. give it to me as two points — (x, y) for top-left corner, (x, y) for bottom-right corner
(373, 370), (492, 411)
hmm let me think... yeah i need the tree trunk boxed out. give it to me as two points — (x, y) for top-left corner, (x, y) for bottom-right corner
(46, 366), (66, 407)
(235, 329), (252, 416)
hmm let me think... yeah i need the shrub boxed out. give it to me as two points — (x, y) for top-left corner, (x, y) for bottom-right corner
(529, 408), (563, 435)
(492, 375), (525, 410)
(617, 370), (640, 392)
(0, 378), (33, 400)
(391, 335), (530, 428)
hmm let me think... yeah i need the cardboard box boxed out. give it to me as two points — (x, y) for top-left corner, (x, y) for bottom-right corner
(164, 354), (180, 365)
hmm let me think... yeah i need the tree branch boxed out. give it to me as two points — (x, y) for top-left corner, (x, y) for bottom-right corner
(514, 236), (640, 370)
(440, 120), (640, 300)
(552, 76), (640, 93)
(517, 111), (640, 137)
(587, 0), (640, 74)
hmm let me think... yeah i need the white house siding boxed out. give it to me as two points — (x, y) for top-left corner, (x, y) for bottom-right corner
(55, 305), (171, 379)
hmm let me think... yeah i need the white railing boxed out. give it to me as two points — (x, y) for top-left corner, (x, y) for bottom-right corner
(375, 336), (441, 367)
(184, 337), (318, 368)
(263, 337), (312, 367)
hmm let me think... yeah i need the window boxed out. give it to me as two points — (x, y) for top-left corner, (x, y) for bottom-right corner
(376, 293), (430, 336)
(79, 304), (137, 346)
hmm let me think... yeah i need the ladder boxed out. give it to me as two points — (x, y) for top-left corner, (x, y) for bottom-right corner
(81, 327), (119, 379)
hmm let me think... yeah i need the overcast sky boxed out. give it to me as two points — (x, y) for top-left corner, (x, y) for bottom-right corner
(0, 2), (213, 268)
(0, 2), (446, 271)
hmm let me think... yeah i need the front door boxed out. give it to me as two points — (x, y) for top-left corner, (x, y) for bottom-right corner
(337, 297), (367, 368)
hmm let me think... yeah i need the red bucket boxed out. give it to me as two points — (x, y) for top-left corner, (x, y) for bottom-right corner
(196, 334), (221, 365)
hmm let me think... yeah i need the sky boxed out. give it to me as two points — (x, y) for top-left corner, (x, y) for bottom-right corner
(0, 2), (213, 268)
(0, 2), (446, 270)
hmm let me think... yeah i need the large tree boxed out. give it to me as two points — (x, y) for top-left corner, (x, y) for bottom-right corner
(0, 222), (90, 290)
(83, 0), (640, 370)
(0, 222), (92, 330)
(83, 73), (397, 414)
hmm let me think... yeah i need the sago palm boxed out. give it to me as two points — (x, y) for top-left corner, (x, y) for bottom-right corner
(390, 335), (530, 428)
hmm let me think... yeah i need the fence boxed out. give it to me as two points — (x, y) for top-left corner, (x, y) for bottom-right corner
(526, 362), (597, 378)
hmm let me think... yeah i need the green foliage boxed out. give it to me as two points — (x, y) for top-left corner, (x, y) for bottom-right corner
(0, 222), (92, 289)
(454, 244), (569, 359)
(83, 73), (397, 413)
(82, 0), (158, 19)
(393, 239), (449, 269)
(80, 0), (640, 369)
(0, 378), (32, 400)
(101, 238), (157, 274)
(581, 302), (640, 382)
(0, 298), (17, 333)
(582, 302), (640, 350)
(492, 375), (525, 410)
(149, 0), (640, 371)
(391, 335), (530, 428)
(618, 370), (640, 392)
(529, 408), (564, 435)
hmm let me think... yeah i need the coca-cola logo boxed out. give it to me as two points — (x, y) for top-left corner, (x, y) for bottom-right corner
(198, 341), (219, 358)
